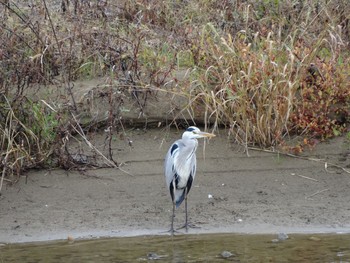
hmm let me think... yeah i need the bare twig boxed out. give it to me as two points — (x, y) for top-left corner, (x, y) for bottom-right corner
(0, 150), (10, 193)
(306, 189), (329, 199)
(42, 0), (77, 111)
(325, 162), (350, 174)
(70, 112), (117, 168)
(248, 147), (350, 175)
(291, 173), (319, 182)
(0, 1), (43, 44)
(70, 112), (134, 176)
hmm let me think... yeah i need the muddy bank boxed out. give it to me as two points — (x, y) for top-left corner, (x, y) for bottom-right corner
(0, 128), (350, 243)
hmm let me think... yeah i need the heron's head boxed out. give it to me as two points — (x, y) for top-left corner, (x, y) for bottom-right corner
(182, 126), (216, 139)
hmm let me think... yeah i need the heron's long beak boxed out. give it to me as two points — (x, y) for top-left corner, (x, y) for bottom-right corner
(196, 131), (216, 138)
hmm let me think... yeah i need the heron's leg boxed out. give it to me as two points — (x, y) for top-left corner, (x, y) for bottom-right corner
(185, 190), (188, 232)
(162, 201), (180, 235)
(177, 188), (200, 231)
(168, 181), (180, 235)
(161, 181), (181, 235)
(171, 200), (175, 235)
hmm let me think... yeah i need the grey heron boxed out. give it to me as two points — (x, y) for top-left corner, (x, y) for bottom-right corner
(164, 126), (215, 235)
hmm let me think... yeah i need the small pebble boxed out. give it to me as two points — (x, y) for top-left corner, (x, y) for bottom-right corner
(221, 250), (235, 258)
(278, 233), (289, 241)
(147, 253), (160, 260)
(271, 233), (288, 243)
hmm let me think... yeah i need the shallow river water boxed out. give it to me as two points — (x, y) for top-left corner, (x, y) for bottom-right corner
(1, 233), (350, 262)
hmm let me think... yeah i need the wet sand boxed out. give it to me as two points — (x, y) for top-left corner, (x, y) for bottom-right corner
(1, 128), (350, 243)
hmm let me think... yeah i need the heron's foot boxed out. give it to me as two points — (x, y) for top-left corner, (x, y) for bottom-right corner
(177, 222), (201, 232)
(160, 228), (182, 236)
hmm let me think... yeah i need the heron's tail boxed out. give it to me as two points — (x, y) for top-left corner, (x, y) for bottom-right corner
(175, 189), (186, 208)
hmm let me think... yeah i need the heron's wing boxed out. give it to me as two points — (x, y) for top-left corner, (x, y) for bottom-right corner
(164, 138), (197, 188)
(164, 140), (181, 188)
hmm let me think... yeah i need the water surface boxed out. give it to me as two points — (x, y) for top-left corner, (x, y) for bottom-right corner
(1, 233), (350, 262)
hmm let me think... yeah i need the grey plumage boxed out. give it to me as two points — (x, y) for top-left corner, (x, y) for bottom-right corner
(164, 126), (215, 235)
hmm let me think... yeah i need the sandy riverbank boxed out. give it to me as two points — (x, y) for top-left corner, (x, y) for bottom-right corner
(1, 128), (350, 243)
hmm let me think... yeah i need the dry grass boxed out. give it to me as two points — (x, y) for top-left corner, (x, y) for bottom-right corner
(169, 0), (350, 151)
(183, 22), (349, 150)
(0, 0), (349, 183)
